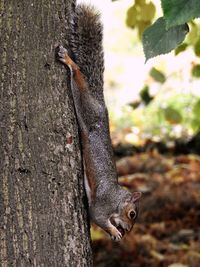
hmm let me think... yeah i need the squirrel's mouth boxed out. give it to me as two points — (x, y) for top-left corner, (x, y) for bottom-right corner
(116, 225), (125, 236)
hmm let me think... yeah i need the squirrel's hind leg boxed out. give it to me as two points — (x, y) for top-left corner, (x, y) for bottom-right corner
(57, 46), (88, 91)
(57, 46), (75, 69)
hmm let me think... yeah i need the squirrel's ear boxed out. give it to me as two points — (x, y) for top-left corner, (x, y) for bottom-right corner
(131, 192), (142, 202)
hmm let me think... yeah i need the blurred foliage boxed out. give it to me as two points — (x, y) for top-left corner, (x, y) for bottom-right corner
(139, 85), (153, 105)
(163, 106), (182, 125)
(136, 92), (200, 139)
(110, 0), (200, 144)
(126, 0), (155, 38)
(192, 64), (200, 78)
(175, 43), (188, 55)
(192, 99), (200, 131)
(111, 91), (200, 144)
(149, 67), (166, 83)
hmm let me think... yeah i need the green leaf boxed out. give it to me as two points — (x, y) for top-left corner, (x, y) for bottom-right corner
(142, 17), (189, 61)
(192, 64), (200, 77)
(175, 43), (188, 55)
(140, 2), (156, 22)
(126, 6), (138, 28)
(164, 106), (182, 124)
(161, 0), (200, 28)
(139, 85), (153, 105)
(150, 67), (166, 83)
(194, 38), (200, 57)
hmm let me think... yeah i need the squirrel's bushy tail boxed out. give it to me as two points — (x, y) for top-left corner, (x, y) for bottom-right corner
(71, 4), (104, 100)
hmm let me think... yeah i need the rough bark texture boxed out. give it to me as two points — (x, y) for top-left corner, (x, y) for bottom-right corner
(0, 0), (92, 266)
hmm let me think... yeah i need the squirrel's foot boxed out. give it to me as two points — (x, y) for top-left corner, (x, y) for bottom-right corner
(57, 45), (69, 64)
(57, 46), (78, 71)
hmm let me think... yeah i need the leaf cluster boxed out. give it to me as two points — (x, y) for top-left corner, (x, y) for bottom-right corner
(113, 0), (200, 60)
(143, 0), (200, 61)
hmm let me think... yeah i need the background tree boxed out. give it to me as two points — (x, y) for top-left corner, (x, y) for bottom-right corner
(0, 0), (92, 266)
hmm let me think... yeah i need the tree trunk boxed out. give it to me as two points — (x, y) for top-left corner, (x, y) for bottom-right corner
(0, 0), (92, 266)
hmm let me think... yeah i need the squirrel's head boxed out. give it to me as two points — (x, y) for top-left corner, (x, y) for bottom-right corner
(109, 191), (142, 238)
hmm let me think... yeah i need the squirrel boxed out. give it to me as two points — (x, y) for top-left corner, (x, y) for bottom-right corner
(57, 4), (141, 241)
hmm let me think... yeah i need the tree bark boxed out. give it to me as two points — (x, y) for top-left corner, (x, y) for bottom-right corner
(0, 0), (92, 266)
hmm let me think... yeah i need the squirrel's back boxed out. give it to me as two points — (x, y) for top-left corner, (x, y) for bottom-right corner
(71, 4), (104, 101)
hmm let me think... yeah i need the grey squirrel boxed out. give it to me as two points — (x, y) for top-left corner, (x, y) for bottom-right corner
(57, 4), (141, 241)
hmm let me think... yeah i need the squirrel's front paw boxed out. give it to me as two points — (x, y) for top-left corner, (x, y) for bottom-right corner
(110, 231), (122, 242)
(108, 224), (122, 242)
(57, 45), (68, 63)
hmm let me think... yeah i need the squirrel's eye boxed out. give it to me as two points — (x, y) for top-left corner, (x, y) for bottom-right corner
(128, 210), (136, 220)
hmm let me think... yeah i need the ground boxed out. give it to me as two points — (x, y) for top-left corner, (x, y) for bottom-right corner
(92, 151), (200, 267)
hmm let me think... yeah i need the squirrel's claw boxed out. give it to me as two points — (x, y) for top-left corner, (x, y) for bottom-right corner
(111, 232), (122, 242)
